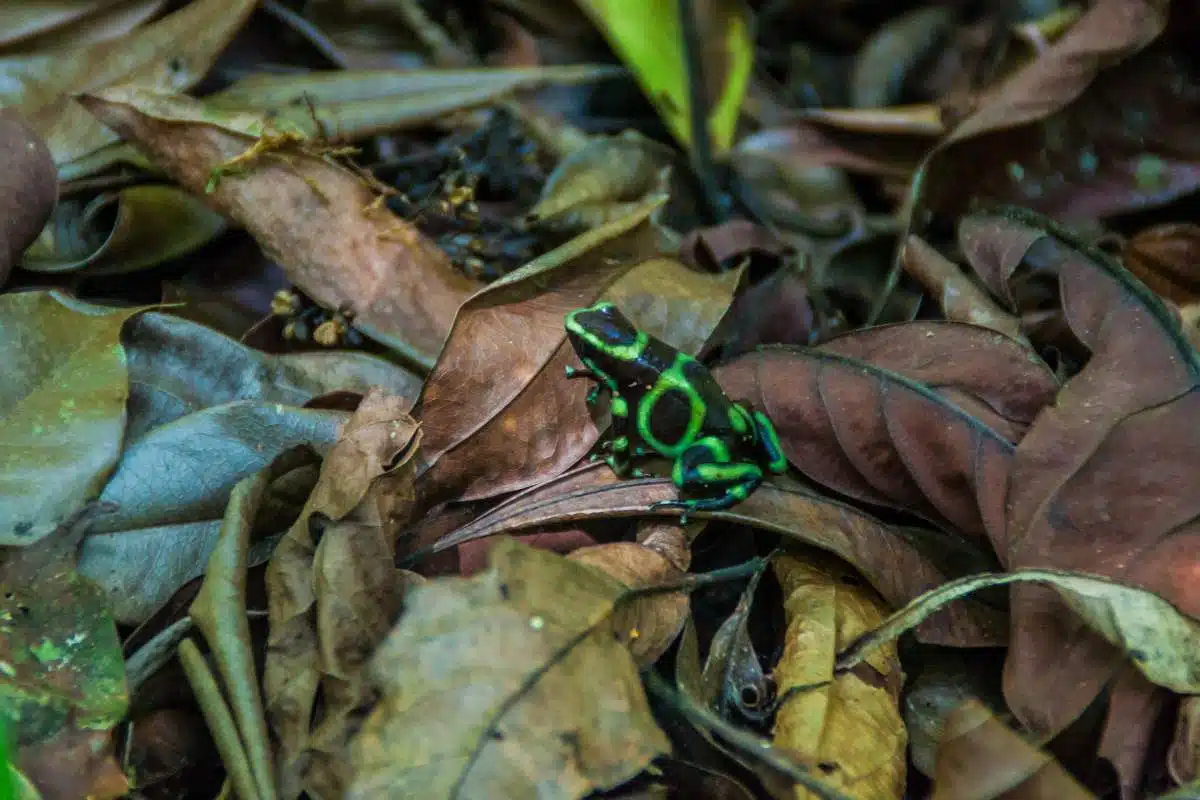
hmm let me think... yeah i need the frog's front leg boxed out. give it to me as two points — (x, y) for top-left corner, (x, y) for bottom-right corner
(599, 394), (647, 477)
(650, 436), (762, 521)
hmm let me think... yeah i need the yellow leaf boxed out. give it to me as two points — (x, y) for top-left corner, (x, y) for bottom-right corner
(772, 551), (906, 800)
(571, 0), (753, 155)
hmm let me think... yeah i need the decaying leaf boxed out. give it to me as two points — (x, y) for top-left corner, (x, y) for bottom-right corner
(264, 391), (421, 798)
(348, 537), (670, 798)
(77, 86), (480, 369)
(0, 524), (128, 799)
(959, 207), (1200, 734)
(0, 290), (144, 545)
(772, 550), (906, 800)
(930, 700), (1094, 800)
(524, 131), (678, 232)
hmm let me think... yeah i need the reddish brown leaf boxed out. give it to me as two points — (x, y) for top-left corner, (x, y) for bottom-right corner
(901, 235), (1027, 347)
(919, 0), (1197, 223)
(959, 206), (1200, 735)
(416, 203), (741, 503)
(817, 321), (1057, 442)
(1097, 666), (1169, 800)
(1123, 223), (1200, 303)
(435, 465), (1005, 647)
(0, 108), (57, 285)
(713, 342), (1030, 542)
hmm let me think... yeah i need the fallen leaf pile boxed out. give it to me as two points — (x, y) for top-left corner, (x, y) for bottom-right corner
(0, 1), (1197, 799)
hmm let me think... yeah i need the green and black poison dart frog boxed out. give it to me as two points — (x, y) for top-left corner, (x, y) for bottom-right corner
(564, 301), (788, 519)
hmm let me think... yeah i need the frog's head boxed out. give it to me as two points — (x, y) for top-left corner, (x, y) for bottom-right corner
(564, 302), (650, 380)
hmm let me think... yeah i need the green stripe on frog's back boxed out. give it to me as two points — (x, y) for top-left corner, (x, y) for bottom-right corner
(638, 351), (708, 457)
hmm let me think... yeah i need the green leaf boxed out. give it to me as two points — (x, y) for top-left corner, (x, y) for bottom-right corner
(571, 0), (753, 155)
(0, 291), (143, 545)
(838, 569), (1200, 694)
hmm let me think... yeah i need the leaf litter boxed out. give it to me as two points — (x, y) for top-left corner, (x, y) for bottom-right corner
(0, 2), (1197, 799)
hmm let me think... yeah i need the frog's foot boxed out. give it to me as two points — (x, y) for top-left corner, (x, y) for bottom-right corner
(604, 452), (635, 477)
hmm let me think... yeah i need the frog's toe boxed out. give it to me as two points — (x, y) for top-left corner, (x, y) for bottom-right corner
(630, 467), (648, 478)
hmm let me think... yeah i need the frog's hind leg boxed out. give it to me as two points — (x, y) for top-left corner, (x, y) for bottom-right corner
(649, 437), (763, 521)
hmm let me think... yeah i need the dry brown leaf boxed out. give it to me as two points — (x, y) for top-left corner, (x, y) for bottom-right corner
(3, 0), (256, 169)
(416, 198), (741, 503)
(930, 699), (1094, 800)
(305, 519), (414, 799)
(568, 537), (689, 667)
(712, 339), (1041, 543)
(78, 86), (480, 368)
(772, 550), (905, 800)
(348, 538), (670, 798)
(264, 391), (420, 797)
(1123, 223), (1200, 304)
